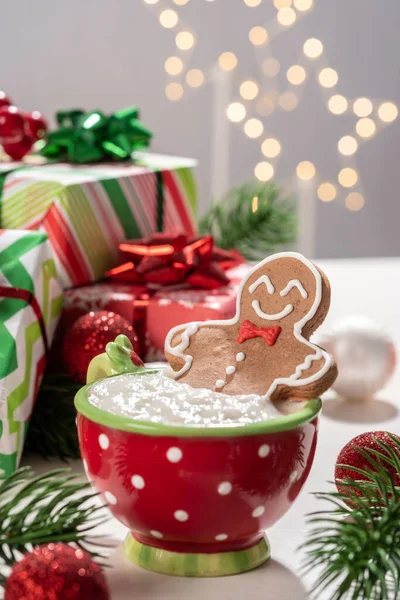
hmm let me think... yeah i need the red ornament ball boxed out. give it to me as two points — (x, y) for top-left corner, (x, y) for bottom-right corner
(335, 430), (400, 504)
(4, 543), (110, 600)
(24, 110), (48, 141)
(0, 105), (25, 143)
(63, 310), (140, 383)
(2, 134), (33, 160)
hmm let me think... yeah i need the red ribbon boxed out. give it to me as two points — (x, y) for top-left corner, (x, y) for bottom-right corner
(237, 320), (281, 346)
(106, 233), (245, 290)
(0, 286), (49, 353)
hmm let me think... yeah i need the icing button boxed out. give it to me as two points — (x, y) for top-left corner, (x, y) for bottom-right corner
(215, 379), (225, 388)
(236, 352), (245, 362)
(225, 366), (236, 375)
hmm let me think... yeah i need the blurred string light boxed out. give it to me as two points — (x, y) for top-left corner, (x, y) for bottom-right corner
(317, 182), (336, 202)
(145, 0), (398, 212)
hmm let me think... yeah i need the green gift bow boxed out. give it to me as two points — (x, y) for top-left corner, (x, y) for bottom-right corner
(39, 107), (152, 163)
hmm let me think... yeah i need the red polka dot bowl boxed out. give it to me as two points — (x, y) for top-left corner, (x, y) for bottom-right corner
(75, 372), (320, 577)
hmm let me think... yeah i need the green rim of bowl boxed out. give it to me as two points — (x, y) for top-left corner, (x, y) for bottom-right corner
(74, 372), (322, 438)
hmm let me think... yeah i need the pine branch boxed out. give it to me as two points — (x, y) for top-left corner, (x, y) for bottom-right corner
(0, 467), (108, 583)
(300, 435), (400, 600)
(199, 179), (297, 261)
(23, 373), (81, 461)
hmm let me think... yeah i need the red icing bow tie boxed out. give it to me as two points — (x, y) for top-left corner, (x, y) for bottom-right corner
(237, 320), (281, 346)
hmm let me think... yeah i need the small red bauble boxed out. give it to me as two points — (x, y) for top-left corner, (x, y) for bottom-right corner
(0, 91), (11, 109)
(335, 430), (400, 504)
(24, 110), (48, 141)
(0, 106), (25, 143)
(4, 543), (110, 600)
(2, 134), (33, 160)
(63, 310), (140, 383)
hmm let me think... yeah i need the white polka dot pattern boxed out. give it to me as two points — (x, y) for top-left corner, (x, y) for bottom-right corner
(258, 444), (270, 457)
(166, 447), (183, 463)
(252, 506), (265, 518)
(215, 534), (228, 541)
(174, 510), (189, 522)
(131, 475), (145, 489)
(105, 491), (117, 505)
(99, 434), (109, 450)
(217, 482), (232, 495)
(150, 530), (164, 539)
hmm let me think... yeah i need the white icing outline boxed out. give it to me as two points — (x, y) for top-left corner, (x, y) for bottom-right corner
(164, 251), (332, 398)
(249, 275), (275, 295)
(252, 300), (293, 321)
(280, 279), (308, 299)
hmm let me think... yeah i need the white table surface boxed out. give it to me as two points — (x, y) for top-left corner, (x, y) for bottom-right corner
(23, 258), (400, 600)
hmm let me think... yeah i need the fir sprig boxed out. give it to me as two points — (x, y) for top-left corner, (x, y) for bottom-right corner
(301, 434), (400, 600)
(0, 467), (108, 583)
(23, 373), (81, 460)
(199, 179), (296, 261)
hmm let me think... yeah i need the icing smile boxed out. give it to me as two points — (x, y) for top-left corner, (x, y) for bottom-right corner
(251, 300), (294, 321)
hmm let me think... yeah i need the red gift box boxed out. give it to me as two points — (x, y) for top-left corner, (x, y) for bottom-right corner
(58, 268), (248, 362)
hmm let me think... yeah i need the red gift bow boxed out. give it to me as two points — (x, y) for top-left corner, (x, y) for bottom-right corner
(106, 233), (245, 290)
(237, 320), (281, 346)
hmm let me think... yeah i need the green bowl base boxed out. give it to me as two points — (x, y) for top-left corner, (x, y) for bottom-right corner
(123, 533), (270, 577)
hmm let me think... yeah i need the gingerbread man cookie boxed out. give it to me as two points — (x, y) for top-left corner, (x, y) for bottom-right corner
(164, 252), (337, 401)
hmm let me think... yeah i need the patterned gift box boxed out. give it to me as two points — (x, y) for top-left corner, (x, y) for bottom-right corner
(0, 153), (197, 288)
(0, 229), (63, 476)
(58, 269), (247, 362)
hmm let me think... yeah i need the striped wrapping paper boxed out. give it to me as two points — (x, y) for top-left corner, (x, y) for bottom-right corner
(0, 153), (197, 288)
(0, 229), (63, 476)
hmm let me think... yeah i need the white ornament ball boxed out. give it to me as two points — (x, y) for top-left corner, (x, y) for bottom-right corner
(322, 316), (396, 399)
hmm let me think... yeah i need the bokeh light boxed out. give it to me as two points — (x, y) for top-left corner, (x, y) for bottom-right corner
(356, 118), (376, 138)
(328, 95), (348, 114)
(240, 80), (259, 100)
(255, 161), (274, 181)
(218, 52), (237, 71)
(274, 0), (292, 7)
(338, 168), (358, 188)
(175, 31), (195, 50)
(256, 92), (278, 116)
(166, 83), (184, 101)
(317, 182), (336, 202)
(287, 65), (306, 85)
(338, 135), (358, 156)
(277, 7), (297, 25)
(160, 9), (178, 28)
(262, 57), (280, 77)
(353, 98), (373, 117)
(173, 0), (189, 4)
(249, 26), (268, 45)
(186, 69), (204, 87)
(244, 0), (262, 6)
(378, 102), (398, 123)
(296, 161), (316, 180)
(318, 68), (339, 88)
(303, 38), (323, 58)
(244, 119), (264, 138)
(165, 56), (183, 75)
(261, 138), (281, 158)
(226, 102), (246, 122)
(279, 91), (298, 111)
(345, 192), (365, 211)
(294, 0), (313, 11)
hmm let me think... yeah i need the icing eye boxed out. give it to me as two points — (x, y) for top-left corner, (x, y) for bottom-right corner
(249, 275), (275, 295)
(280, 280), (308, 299)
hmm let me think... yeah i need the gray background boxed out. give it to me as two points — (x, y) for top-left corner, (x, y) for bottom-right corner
(1, 0), (399, 258)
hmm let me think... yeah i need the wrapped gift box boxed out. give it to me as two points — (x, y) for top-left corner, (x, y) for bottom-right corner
(59, 269), (247, 362)
(0, 153), (197, 288)
(0, 229), (63, 475)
